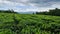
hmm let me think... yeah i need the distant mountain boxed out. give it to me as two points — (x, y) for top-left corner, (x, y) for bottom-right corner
(18, 11), (36, 14)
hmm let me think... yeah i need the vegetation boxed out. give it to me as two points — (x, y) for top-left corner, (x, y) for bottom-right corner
(0, 8), (60, 34)
(0, 9), (17, 13)
(0, 13), (60, 34)
(36, 8), (60, 16)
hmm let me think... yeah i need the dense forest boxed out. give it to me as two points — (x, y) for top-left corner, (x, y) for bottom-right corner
(36, 8), (60, 16)
(0, 9), (17, 13)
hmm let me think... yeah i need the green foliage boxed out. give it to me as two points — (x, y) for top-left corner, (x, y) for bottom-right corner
(0, 13), (60, 34)
(0, 10), (17, 13)
(36, 8), (60, 16)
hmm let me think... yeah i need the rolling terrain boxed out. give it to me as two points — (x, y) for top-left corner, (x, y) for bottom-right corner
(0, 13), (60, 34)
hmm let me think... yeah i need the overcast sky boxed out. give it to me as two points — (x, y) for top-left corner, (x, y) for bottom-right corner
(0, 0), (60, 12)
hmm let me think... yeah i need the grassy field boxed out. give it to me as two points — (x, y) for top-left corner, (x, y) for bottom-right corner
(0, 13), (60, 34)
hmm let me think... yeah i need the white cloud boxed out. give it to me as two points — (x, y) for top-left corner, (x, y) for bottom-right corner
(0, 0), (60, 12)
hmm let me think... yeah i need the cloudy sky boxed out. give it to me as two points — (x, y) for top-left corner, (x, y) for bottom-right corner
(0, 0), (60, 12)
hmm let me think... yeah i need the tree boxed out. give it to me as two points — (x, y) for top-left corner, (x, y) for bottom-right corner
(36, 8), (60, 16)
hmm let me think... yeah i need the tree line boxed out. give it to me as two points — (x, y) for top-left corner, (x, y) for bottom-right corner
(0, 8), (60, 16)
(36, 8), (60, 16)
(0, 9), (17, 13)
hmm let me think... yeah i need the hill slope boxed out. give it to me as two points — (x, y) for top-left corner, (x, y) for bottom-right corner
(0, 13), (60, 34)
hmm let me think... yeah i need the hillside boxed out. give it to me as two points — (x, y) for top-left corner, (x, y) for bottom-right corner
(0, 13), (60, 34)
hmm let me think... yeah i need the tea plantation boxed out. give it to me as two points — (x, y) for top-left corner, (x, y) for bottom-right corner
(0, 13), (60, 34)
